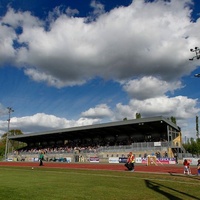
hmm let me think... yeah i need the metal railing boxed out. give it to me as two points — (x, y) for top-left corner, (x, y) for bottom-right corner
(97, 142), (170, 153)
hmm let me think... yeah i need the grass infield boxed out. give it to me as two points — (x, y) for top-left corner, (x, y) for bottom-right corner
(0, 166), (199, 200)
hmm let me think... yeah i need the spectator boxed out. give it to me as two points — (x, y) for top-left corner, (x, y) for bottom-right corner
(144, 152), (147, 158)
(174, 152), (178, 164)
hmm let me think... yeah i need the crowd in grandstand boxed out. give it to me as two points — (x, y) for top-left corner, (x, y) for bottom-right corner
(13, 145), (99, 155)
(13, 146), (170, 161)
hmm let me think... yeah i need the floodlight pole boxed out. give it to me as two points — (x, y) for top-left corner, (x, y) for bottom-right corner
(189, 48), (200, 139)
(5, 107), (14, 160)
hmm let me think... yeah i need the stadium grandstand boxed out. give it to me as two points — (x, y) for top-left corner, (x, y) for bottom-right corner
(7, 116), (185, 163)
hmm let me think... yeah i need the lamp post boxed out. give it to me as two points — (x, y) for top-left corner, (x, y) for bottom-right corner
(5, 107), (14, 160)
(189, 47), (200, 61)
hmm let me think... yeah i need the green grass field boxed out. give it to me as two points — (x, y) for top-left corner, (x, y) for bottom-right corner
(0, 166), (199, 200)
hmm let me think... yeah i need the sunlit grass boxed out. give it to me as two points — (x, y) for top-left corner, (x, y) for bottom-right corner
(0, 166), (199, 200)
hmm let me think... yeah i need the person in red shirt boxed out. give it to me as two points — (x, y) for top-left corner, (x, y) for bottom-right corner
(125, 152), (135, 171)
(183, 159), (190, 175)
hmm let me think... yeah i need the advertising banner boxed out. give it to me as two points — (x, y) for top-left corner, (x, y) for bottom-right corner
(109, 157), (119, 163)
(109, 157), (176, 164)
(119, 157), (127, 163)
(65, 157), (71, 163)
(138, 157), (176, 165)
(34, 158), (39, 162)
(89, 157), (100, 163)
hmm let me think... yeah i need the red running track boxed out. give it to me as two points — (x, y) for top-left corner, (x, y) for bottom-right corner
(0, 161), (195, 174)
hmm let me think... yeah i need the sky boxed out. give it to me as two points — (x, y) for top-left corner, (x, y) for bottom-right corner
(0, 0), (200, 141)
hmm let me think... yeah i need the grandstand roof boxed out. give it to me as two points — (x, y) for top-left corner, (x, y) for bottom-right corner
(9, 116), (181, 144)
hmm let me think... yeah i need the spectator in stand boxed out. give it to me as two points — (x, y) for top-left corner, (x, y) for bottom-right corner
(155, 151), (160, 158)
(164, 151), (168, 158)
(143, 152), (147, 158)
(174, 152), (178, 164)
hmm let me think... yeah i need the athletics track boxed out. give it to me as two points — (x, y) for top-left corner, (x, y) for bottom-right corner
(0, 161), (196, 175)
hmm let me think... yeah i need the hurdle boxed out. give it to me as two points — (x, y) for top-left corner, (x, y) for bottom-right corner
(147, 155), (163, 166)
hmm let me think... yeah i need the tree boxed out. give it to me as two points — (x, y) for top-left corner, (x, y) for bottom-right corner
(183, 137), (200, 156)
(0, 129), (25, 157)
(196, 138), (200, 156)
(136, 113), (141, 119)
(170, 116), (177, 125)
(0, 141), (5, 158)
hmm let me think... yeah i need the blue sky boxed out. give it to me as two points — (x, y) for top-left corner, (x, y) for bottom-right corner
(0, 0), (200, 140)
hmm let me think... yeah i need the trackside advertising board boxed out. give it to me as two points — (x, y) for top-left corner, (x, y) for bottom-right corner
(109, 157), (176, 164)
(137, 157), (176, 164)
(89, 157), (100, 163)
(109, 157), (120, 163)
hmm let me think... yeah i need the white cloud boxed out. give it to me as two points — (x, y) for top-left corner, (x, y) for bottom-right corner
(47, 6), (79, 22)
(24, 68), (86, 88)
(0, 0), (198, 87)
(75, 117), (100, 126)
(2, 7), (43, 28)
(0, 113), (102, 136)
(88, 0), (105, 21)
(0, 24), (16, 65)
(65, 7), (79, 17)
(114, 96), (200, 121)
(123, 76), (183, 100)
(81, 104), (113, 118)
(8, 113), (72, 132)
